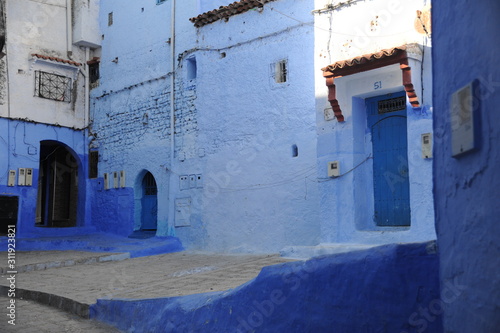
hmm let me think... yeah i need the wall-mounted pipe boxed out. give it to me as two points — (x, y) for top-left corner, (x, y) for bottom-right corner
(167, 0), (177, 235)
(84, 47), (90, 127)
(66, 0), (73, 57)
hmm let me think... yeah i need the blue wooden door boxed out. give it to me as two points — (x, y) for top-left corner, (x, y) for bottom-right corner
(367, 92), (410, 226)
(141, 172), (158, 230)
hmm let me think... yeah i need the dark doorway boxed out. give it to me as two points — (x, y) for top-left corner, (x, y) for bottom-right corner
(36, 141), (79, 227)
(141, 172), (158, 230)
(0, 196), (18, 235)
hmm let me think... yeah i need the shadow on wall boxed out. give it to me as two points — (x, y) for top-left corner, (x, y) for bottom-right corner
(91, 241), (442, 332)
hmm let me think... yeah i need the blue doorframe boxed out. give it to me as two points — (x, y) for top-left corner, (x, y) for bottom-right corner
(141, 172), (158, 230)
(366, 92), (410, 226)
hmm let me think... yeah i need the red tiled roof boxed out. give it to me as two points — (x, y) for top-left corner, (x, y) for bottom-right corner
(322, 45), (408, 74)
(189, 0), (276, 28)
(32, 53), (82, 67)
(322, 44), (421, 122)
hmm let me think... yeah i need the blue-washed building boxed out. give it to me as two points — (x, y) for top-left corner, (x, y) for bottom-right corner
(2, 0), (437, 254)
(88, 0), (200, 238)
(433, 0), (500, 330)
(90, 0), (321, 252)
(0, 0), (100, 236)
(313, 0), (435, 245)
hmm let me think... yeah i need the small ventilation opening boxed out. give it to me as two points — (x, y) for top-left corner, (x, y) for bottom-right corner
(275, 59), (287, 83)
(108, 12), (113, 26)
(186, 57), (197, 80)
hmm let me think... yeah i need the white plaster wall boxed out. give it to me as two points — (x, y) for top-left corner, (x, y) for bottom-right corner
(73, 0), (101, 48)
(187, 0), (321, 252)
(313, 0), (435, 244)
(198, 0), (235, 14)
(2, 0), (91, 128)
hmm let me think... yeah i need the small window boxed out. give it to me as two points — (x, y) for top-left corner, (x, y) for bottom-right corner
(378, 96), (406, 114)
(292, 144), (298, 157)
(156, 0), (167, 5)
(274, 59), (287, 83)
(89, 62), (100, 85)
(34, 71), (72, 102)
(108, 12), (113, 26)
(89, 151), (98, 179)
(186, 57), (197, 80)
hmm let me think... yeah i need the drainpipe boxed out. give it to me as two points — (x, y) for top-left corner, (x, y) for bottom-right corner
(168, 0), (176, 235)
(84, 47), (90, 128)
(66, 0), (73, 57)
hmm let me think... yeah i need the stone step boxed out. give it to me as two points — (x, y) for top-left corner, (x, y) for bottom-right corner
(0, 252), (130, 274)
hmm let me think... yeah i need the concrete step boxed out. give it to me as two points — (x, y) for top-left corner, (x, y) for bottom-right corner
(280, 243), (378, 259)
(0, 251), (130, 274)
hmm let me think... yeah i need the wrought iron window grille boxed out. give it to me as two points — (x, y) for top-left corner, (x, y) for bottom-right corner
(378, 96), (407, 114)
(34, 70), (72, 103)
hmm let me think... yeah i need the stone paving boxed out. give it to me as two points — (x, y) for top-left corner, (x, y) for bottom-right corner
(0, 296), (121, 332)
(0, 250), (296, 330)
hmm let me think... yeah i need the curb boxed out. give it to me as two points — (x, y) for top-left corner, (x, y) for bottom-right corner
(1, 286), (91, 318)
(0, 252), (130, 274)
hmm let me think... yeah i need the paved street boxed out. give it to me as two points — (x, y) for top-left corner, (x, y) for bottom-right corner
(0, 296), (121, 332)
(0, 250), (295, 331)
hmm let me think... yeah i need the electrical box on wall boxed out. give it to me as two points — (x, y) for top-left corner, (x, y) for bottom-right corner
(120, 171), (126, 188)
(451, 80), (481, 157)
(18, 168), (26, 186)
(189, 175), (196, 188)
(113, 171), (119, 189)
(103, 173), (109, 190)
(422, 133), (433, 158)
(25, 168), (33, 186)
(324, 108), (335, 121)
(328, 161), (340, 178)
(179, 175), (189, 190)
(8, 170), (16, 187)
(175, 198), (191, 227)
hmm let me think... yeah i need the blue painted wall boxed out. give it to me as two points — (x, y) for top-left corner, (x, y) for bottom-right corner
(0, 118), (89, 237)
(90, 0), (199, 237)
(187, 0), (320, 252)
(91, 242), (441, 332)
(432, 1), (500, 331)
(91, 0), (321, 252)
(314, 0), (435, 245)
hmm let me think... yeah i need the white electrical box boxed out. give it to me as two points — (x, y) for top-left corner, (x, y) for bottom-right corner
(179, 175), (189, 190)
(113, 171), (119, 189)
(18, 168), (26, 186)
(196, 174), (203, 188)
(324, 108), (335, 121)
(8, 170), (16, 187)
(328, 161), (340, 178)
(25, 168), (33, 186)
(422, 133), (433, 159)
(175, 198), (191, 227)
(189, 175), (197, 188)
(103, 173), (109, 190)
(451, 80), (480, 157)
(120, 170), (126, 188)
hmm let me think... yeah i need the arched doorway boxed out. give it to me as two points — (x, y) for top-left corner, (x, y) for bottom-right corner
(36, 141), (79, 227)
(141, 172), (158, 230)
